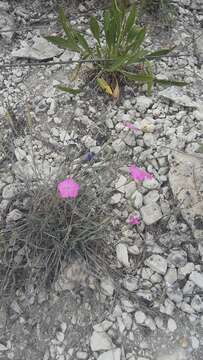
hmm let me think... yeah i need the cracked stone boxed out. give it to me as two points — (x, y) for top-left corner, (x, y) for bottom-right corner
(90, 331), (115, 351)
(140, 203), (162, 225)
(145, 255), (167, 275)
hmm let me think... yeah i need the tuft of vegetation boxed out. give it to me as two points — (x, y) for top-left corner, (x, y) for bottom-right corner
(0, 180), (110, 296)
(46, 0), (186, 99)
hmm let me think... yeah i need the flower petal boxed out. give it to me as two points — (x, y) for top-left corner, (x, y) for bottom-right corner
(58, 178), (80, 199)
(129, 165), (154, 181)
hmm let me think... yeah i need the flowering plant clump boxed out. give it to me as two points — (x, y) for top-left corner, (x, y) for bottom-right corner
(129, 164), (154, 181)
(128, 215), (141, 225)
(58, 177), (80, 199)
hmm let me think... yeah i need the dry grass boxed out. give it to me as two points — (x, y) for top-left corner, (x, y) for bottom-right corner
(0, 177), (111, 298)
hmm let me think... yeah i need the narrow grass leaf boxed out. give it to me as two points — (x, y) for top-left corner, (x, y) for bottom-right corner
(124, 5), (137, 36)
(55, 85), (82, 94)
(146, 47), (175, 59)
(90, 16), (101, 45)
(155, 78), (187, 86)
(45, 36), (79, 52)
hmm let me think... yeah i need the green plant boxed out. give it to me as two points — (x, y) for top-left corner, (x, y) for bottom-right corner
(46, 0), (185, 97)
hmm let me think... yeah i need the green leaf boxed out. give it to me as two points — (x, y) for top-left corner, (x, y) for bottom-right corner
(90, 16), (101, 45)
(106, 55), (128, 71)
(55, 85), (82, 94)
(45, 36), (80, 52)
(75, 32), (91, 53)
(58, 7), (71, 36)
(146, 47), (175, 59)
(124, 5), (137, 36)
(127, 27), (146, 52)
(155, 78), (187, 86)
(120, 70), (153, 83)
(104, 10), (112, 49)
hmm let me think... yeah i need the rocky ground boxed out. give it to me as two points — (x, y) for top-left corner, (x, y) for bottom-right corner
(0, 0), (203, 359)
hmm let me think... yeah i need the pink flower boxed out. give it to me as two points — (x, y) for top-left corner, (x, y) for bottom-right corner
(128, 215), (141, 225)
(124, 121), (140, 133)
(129, 165), (154, 181)
(58, 178), (80, 199)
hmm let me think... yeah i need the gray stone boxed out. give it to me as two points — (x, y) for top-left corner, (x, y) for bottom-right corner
(2, 183), (22, 199)
(183, 280), (195, 295)
(145, 255), (167, 275)
(55, 260), (89, 292)
(123, 277), (138, 292)
(167, 285), (183, 303)
(116, 243), (130, 267)
(167, 250), (187, 268)
(178, 263), (195, 279)
(144, 190), (160, 204)
(112, 139), (125, 152)
(93, 320), (113, 332)
(0, 343), (7, 351)
(124, 182), (137, 199)
(134, 311), (146, 324)
(100, 277), (115, 296)
(6, 209), (23, 223)
(191, 295), (203, 312)
(190, 271), (203, 289)
(90, 331), (115, 351)
(167, 318), (177, 332)
(124, 133), (136, 147)
(141, 203), (162, 225)
(136, 96), (153, 113)
(12, 36), (64, 60)
(169, 152), (203, 239)
(0, 306), (7, 329)
(195, 35), (203, 65)
(159, 87), (197, 108)
(165, 268), (177, 285)
(97, 348), (121, 360)
(0, 10), (15, 42)
(143, 133), (154, 147)
(132, 190), (143, 209)
(76, 351), (88, 359)
(110, 193), (122, 204)
(156, 348), (187, 360)
(143, 178), (160, 190)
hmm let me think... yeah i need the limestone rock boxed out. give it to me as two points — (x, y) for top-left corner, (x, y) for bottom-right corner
(140, 203), (162, 225)
(90, 331), (115, 351)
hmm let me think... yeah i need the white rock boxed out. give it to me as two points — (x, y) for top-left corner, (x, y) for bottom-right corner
(122, 313), (132, 330)
(112, 139), (125, 152)
(178, 263), (195, 279)
(136, 96), (153, 113)
(6, 209), (23, 223)
(123, 277), (138, 292)
(134, 311), (146, 324)
(93, 320), (113, 332)
(191, 295), (203, 312)
(132, 190), (143, 209)
(56, 332), (64, 343)
(145, 255), (167, 275)
(120, 298), (135, 313)
(167, 318), (177, 332)
(115, 175), (127, 192)
(100, 277), (115, 296)
(190, 271), (203, 289)
(76, 351), (88, 359)
(110, 193), (122, 204)
(165, 268), (177, 285)
(144, 190), (160, 204)
(159, 87), (197, 108)
(143, 178), (160, 190)
(191, 336), (199, 350)
(116, 243), (130, 267)
(143, 133), (154, 147)
(140, 203), (162, 225)
(124, 182), (137, 199)
(97, 348), (121, 360)
(2, 183), (22, 199)
(12, 36), (64, 60)
(90, 331), (115, 351)
(0, 343), (7, 351)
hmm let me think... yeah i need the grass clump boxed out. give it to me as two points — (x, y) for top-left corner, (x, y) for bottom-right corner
(46, 0), (185, 99)
(0, 179), (109, 296)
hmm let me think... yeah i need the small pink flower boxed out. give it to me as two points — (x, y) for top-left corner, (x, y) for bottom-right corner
(124, 121), (140, 133)
(129, 165), (154, 181)
(128, 215), (141, 225)
(58, 177), (80, 199)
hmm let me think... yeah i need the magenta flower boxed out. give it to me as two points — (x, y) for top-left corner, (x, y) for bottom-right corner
(128, 215), (141, 225)
(58, 178), (80, 199)
(124, 121), (140, 133)
(129, 165), (154, 181)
